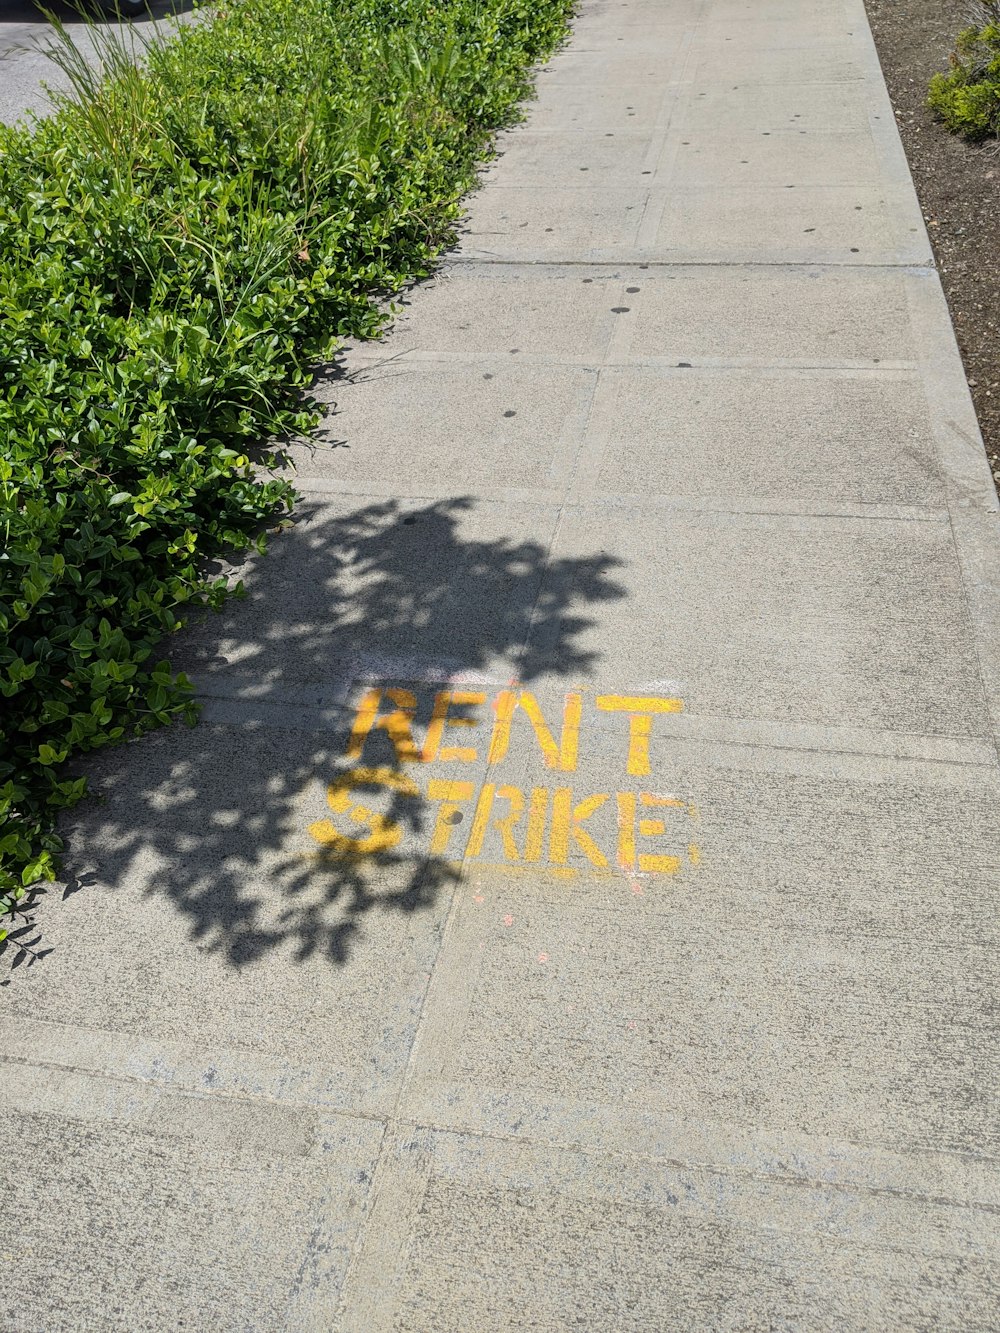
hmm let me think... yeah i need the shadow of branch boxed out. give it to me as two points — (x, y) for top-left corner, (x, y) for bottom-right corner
(39, 495), (627, 970)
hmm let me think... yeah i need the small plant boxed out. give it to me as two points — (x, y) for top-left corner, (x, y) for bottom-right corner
(0, 0), (573, 955)
(929, 2), (1000, 139)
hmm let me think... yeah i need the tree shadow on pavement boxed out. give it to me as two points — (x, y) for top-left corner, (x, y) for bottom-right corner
(54, 496), (625, 969)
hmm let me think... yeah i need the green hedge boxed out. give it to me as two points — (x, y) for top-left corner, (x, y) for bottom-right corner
(0, 0), (572, 945)
(929, 11), (1000, 139)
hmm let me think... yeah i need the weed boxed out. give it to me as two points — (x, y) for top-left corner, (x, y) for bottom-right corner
(929, 5), (1000, 139)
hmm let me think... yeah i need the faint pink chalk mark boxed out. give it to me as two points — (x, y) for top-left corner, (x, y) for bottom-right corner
(503, 914), (514, 927)
(538, 952), (550, 964)
(473, 894), (485, 904)
(626, 1020), (638, 1031)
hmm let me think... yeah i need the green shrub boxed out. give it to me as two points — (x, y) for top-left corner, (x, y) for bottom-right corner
(0, 0), (572, 945)
(928, 7), (1000, 140)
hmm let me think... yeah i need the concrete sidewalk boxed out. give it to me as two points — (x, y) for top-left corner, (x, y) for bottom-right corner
(0, 1), (192, 127)
(5, 0), (1000, 1327)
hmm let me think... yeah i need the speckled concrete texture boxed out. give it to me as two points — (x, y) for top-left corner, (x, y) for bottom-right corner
(0, 1), (193, 128)
(3, 0), (1000, 1328)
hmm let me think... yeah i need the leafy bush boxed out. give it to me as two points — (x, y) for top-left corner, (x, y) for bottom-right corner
(928, 3), (1000, 139)
(0, 0), (572, 945)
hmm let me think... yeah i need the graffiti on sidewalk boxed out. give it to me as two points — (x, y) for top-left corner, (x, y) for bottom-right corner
(308, 686), (700, 877)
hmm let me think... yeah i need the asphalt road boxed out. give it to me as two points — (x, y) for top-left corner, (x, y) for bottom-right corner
(0, 0), (192, 124)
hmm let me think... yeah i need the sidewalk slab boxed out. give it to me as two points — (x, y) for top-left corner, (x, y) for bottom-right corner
(341, 1128), (1000, 1332)
(352, 261), (916, 365)
(3, 1064), (382, 1330)
(581, 368), (941, 501)
(680, 83), (873, 132)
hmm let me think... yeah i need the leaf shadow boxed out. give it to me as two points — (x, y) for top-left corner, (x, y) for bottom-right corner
(47, 495), (626, 970)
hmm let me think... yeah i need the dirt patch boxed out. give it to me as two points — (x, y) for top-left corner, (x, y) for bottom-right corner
(865, 0), (1000, 489)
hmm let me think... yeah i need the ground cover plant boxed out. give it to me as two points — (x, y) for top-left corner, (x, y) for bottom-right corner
(0, 0), (572, 954)
(929, 0), (1000, 138)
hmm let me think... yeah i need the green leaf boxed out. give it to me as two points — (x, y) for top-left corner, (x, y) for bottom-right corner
(36, 744), (67, 766)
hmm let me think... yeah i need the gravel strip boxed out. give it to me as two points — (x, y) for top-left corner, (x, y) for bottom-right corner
(865, 0), (1000, 492)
